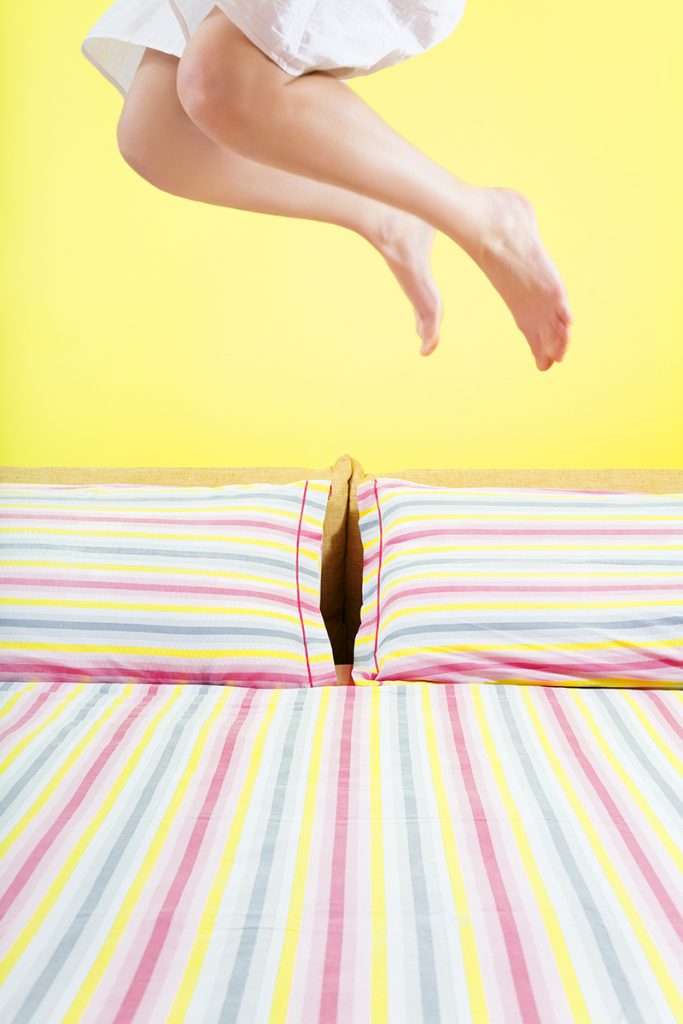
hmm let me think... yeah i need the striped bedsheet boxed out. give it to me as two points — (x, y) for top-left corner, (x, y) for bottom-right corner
(0, 680), (681, 1023)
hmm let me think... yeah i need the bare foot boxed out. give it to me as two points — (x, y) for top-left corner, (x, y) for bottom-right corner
(469, 187), (573, 371)
(371, 208), (444, 355)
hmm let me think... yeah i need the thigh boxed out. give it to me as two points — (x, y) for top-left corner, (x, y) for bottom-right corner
(121, 47), (182, 132)
(117, 47), (221, 178)
(177, 6), (292, 98)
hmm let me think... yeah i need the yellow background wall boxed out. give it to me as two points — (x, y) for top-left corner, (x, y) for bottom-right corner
(1, 1), (681, 467)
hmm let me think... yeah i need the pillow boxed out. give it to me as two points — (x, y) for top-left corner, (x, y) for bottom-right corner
(351, 478), (683, 687)
(0, 479), (338, 687)
(0, 453), (354, 664)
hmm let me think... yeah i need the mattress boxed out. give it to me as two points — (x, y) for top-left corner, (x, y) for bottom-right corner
(0, 680), (681, 1023)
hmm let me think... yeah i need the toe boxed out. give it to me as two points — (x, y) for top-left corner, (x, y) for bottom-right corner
(541, 327), (564, 363)
(528, 330), (554, 371)
(559, 299), (573, 325)
(416, 294), (442, 356)
(554, 314), (570, 341)
(553, 322), (570, 361)
(420, 334), (439, 356)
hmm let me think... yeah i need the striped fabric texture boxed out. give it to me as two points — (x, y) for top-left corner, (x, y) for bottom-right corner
(0, 481), (337, 688)
(352, 479), (683, 687)
(0, 679), (681, 1023)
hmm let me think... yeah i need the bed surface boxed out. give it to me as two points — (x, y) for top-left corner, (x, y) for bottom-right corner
(1, 680), (681, 1023)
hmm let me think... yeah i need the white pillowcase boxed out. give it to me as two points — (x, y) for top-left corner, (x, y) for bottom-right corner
(352, 478), (683, 687)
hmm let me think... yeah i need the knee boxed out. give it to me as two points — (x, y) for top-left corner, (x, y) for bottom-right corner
(176, 48), (273, 148)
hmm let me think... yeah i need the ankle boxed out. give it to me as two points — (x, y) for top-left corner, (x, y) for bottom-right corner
(477, 187), (535, 258)
(363, 204), (405, 253)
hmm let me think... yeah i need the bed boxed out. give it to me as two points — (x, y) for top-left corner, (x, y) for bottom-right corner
(1, 459), (681, 1023)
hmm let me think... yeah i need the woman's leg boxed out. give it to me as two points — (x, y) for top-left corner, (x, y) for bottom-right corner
(118, 48), (443, 353)
(176, 6), (572, 370)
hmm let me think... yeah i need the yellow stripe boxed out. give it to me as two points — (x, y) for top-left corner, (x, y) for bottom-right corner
(379, 570), (683, 596)
(0, 686), (184, 985)
(363, 640), (683, 666)
(622, 695), (683, 776)
(363, 594), (683, 613)
(1, 502), (323, 519)
(0, 597), (322, 625)
(62, 686), (234, 1023)
(2, 481), (329, 498)
(0, 685), (87, 774)
(358, 485), (683, 509)
(368, 567), (683, 580)
(0, 684), (135, 860)
(0, 681), (38, 720)
(268, 688), (331, 1021)
(365, 544), (683, 562)
(360, 488), (683, 508)
(351, 677), (682, 690)
(570, 693), (683, 872)
(375, 599), (683, 629)
(421, 686), (489, 1021)
(521, 688), (683, 1019)
(370, 685), (388, 1024)
(0, 642), (329, 664)
(471, 687), (592, 1021)
(166, 690), (282, 1022)
(359, 510), (683, 524)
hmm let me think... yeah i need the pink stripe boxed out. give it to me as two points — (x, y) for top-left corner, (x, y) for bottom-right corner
(372, 480), (383, 682)
(379, 582), (683, 613)
(295, 483), (313, 687)
(377, 653), (683, 683)
(112, 688), (257, 1023)
(0, 689), (153, 917)
(0, 576), (323, 613)
(319, 686), (355, 1022)
(545, 690), (683, 942)
(362, 549), (380, 572)
(0, 510), (320, 540)
(0, 664), (319, 686)
(0, 682), (63, 745)
(645, 692), (683, 741)
(388, 526), (683, 541)
(445, 687), (541, 1024)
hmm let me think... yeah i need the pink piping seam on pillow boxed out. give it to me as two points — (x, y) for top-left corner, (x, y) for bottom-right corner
(295, 481), (313, 687)
(373, 478), (384, 683)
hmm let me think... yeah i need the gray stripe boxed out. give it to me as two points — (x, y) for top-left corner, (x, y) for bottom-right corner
(218, 689), (309, 1023)
(0, 544), (320, 578)
(0, 618), (310, 641)
(11, 685), (211, 1024)
(396, 687), (441, 1023)
(593, 692), (683, 819)
(376, 562), (683, 586)
(379, 617), (683, 645)
(0, 687), (107, 817)
(496, 688), (645, 1024)
(0, 490), (322, 509)
(369, 497), (683, 514)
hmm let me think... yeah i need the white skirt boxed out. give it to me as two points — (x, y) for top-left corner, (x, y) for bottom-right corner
(81, 0), (467, 98)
